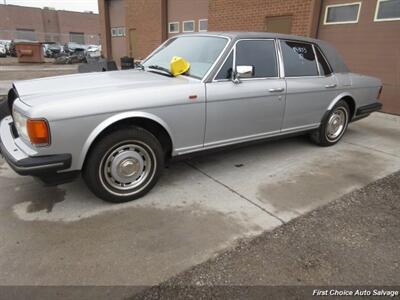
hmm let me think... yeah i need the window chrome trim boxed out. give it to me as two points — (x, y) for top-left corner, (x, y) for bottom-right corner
(212, 38), (281, 82)
(280, 39), (327, 78)
(212, 47), (234, 82)
(374, 0), (400, 22)
(312, 44), (321, 76)
(323, 2), (362, 25)
(313, 44), (334, 76)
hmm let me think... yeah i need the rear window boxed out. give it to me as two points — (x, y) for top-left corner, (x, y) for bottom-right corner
(315, 46), (332, 76)
(281, 40), (319, 77)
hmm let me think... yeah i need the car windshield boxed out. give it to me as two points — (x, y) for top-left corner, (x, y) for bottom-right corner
(143, 36), (228, 79)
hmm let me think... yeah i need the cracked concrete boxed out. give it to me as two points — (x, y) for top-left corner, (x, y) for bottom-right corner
(0, 112), (399, 286)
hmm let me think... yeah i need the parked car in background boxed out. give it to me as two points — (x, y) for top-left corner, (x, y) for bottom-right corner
(43, 42), (63, 58)
(64, 42), (87, 55)
(0, 32), (382, 203)
(86, 45), (101, 59)
(0, 44), (6, 57)
(0, 40), (11, 56)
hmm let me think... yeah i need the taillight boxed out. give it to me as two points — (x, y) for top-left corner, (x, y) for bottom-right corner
(377, 86), (383, 100)
(27, 119), (50, 145)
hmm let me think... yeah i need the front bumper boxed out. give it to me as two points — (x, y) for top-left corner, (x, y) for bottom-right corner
(0, 116), (71, 177)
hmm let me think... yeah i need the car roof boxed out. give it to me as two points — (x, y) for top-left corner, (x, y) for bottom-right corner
(175, 31), (349, 74)
(180, 31), (320, 43)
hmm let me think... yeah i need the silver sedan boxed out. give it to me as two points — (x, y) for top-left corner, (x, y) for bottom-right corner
(0, 32), (382, 203)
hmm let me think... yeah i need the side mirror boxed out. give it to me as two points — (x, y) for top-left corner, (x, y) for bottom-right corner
(233, 65), (254, 84)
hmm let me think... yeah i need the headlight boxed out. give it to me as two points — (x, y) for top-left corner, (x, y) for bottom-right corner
(12, 108), (50, 146)
(12, 108), (29, 141)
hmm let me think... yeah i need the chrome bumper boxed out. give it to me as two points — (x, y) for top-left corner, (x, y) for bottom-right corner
(0, 116), (71, 176)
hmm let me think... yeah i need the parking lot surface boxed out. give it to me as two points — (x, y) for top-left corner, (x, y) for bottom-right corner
(136, 171), (400, 299)
(0, 112), (399, 286)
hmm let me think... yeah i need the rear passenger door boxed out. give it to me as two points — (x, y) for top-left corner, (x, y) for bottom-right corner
(205, 39), (286, 146)
(280, 40), (338, 130)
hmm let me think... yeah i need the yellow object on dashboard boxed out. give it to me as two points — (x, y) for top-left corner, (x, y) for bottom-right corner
(170, 56), (190, 76)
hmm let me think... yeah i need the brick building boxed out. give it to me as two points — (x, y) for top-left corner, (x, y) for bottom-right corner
(99, 0), (399, 115)
(0, 4), (100, 44)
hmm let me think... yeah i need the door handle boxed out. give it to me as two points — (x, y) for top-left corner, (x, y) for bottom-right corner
(325, 84), (337, 89)
(269, 88), (284, 93)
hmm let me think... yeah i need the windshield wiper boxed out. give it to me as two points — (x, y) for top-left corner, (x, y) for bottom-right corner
(147, 65), (173, 77)
(135, 62), (145, 70)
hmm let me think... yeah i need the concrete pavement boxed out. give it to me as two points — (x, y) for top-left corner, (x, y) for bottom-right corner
(136, 171), (400, 299)
(0, 112), (399, 287)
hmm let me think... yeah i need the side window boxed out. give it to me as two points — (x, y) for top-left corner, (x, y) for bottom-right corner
(315, 46), (332, 76)
(235, 40), (278, 78)
(215, 51), (233, 80)
(281, 41), (319, 77)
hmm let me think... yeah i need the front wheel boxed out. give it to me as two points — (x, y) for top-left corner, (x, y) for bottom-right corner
(83, 127), (164, 203)
(310, 100), (350, 147)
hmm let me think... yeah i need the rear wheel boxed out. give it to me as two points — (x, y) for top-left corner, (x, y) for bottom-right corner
(310, 100), (350, 146)
(83, 127), (164, 203)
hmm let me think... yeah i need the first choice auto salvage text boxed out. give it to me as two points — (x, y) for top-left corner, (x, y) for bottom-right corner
(313, 289), (399, 297)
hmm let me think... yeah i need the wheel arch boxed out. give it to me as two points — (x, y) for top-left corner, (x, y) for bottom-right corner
(78, 112), (174, 169)
(326, 92), (356, 120)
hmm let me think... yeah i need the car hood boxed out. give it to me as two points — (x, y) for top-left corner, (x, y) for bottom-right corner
(13, 69), (194, 106)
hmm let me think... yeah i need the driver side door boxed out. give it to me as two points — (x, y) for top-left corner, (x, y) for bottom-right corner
(204, 39), (286, 148)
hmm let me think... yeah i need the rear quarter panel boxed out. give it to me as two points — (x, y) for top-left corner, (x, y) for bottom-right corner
(348, 73), (382, 108)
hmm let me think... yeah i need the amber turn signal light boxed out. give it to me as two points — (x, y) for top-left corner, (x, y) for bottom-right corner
(27, 119), (50, 145)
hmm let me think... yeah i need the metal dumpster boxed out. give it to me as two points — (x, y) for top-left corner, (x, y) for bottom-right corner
(15, 41), (44, 63)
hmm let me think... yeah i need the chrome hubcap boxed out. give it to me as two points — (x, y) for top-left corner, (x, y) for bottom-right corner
(326, 108), (347, 141)
(101, 143), (153, 192)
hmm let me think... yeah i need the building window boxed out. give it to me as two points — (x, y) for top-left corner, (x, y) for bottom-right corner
(183, 20), (195, 32)
(118, 27), (126, 37)
(16, 29), (36, 41)
(324, 2), (361, 25)
(111, 27), (126, 37)
(70, 32), (85, 44)
(375, 0), (400, 21)
(199, 19), (208, 32)
(169, 22), (179, 33)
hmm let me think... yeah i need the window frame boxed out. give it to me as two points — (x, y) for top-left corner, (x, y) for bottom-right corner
(117, 27), (126, 37)
(142, 34), (232, 83)
(213, 38), (281, 82)
(199, 19), (208, 32)
(16, 28), (37, 41)
(279, 39), (333, 78)
(323, 2), (362, 25)
(168, 22), (180, 34)
(111, 27), (125, 37)
(313, 44), (333, 76)
(69, 32), (85, 44)
(374, 0), (400, 22)
(182, 20), (195, 33)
